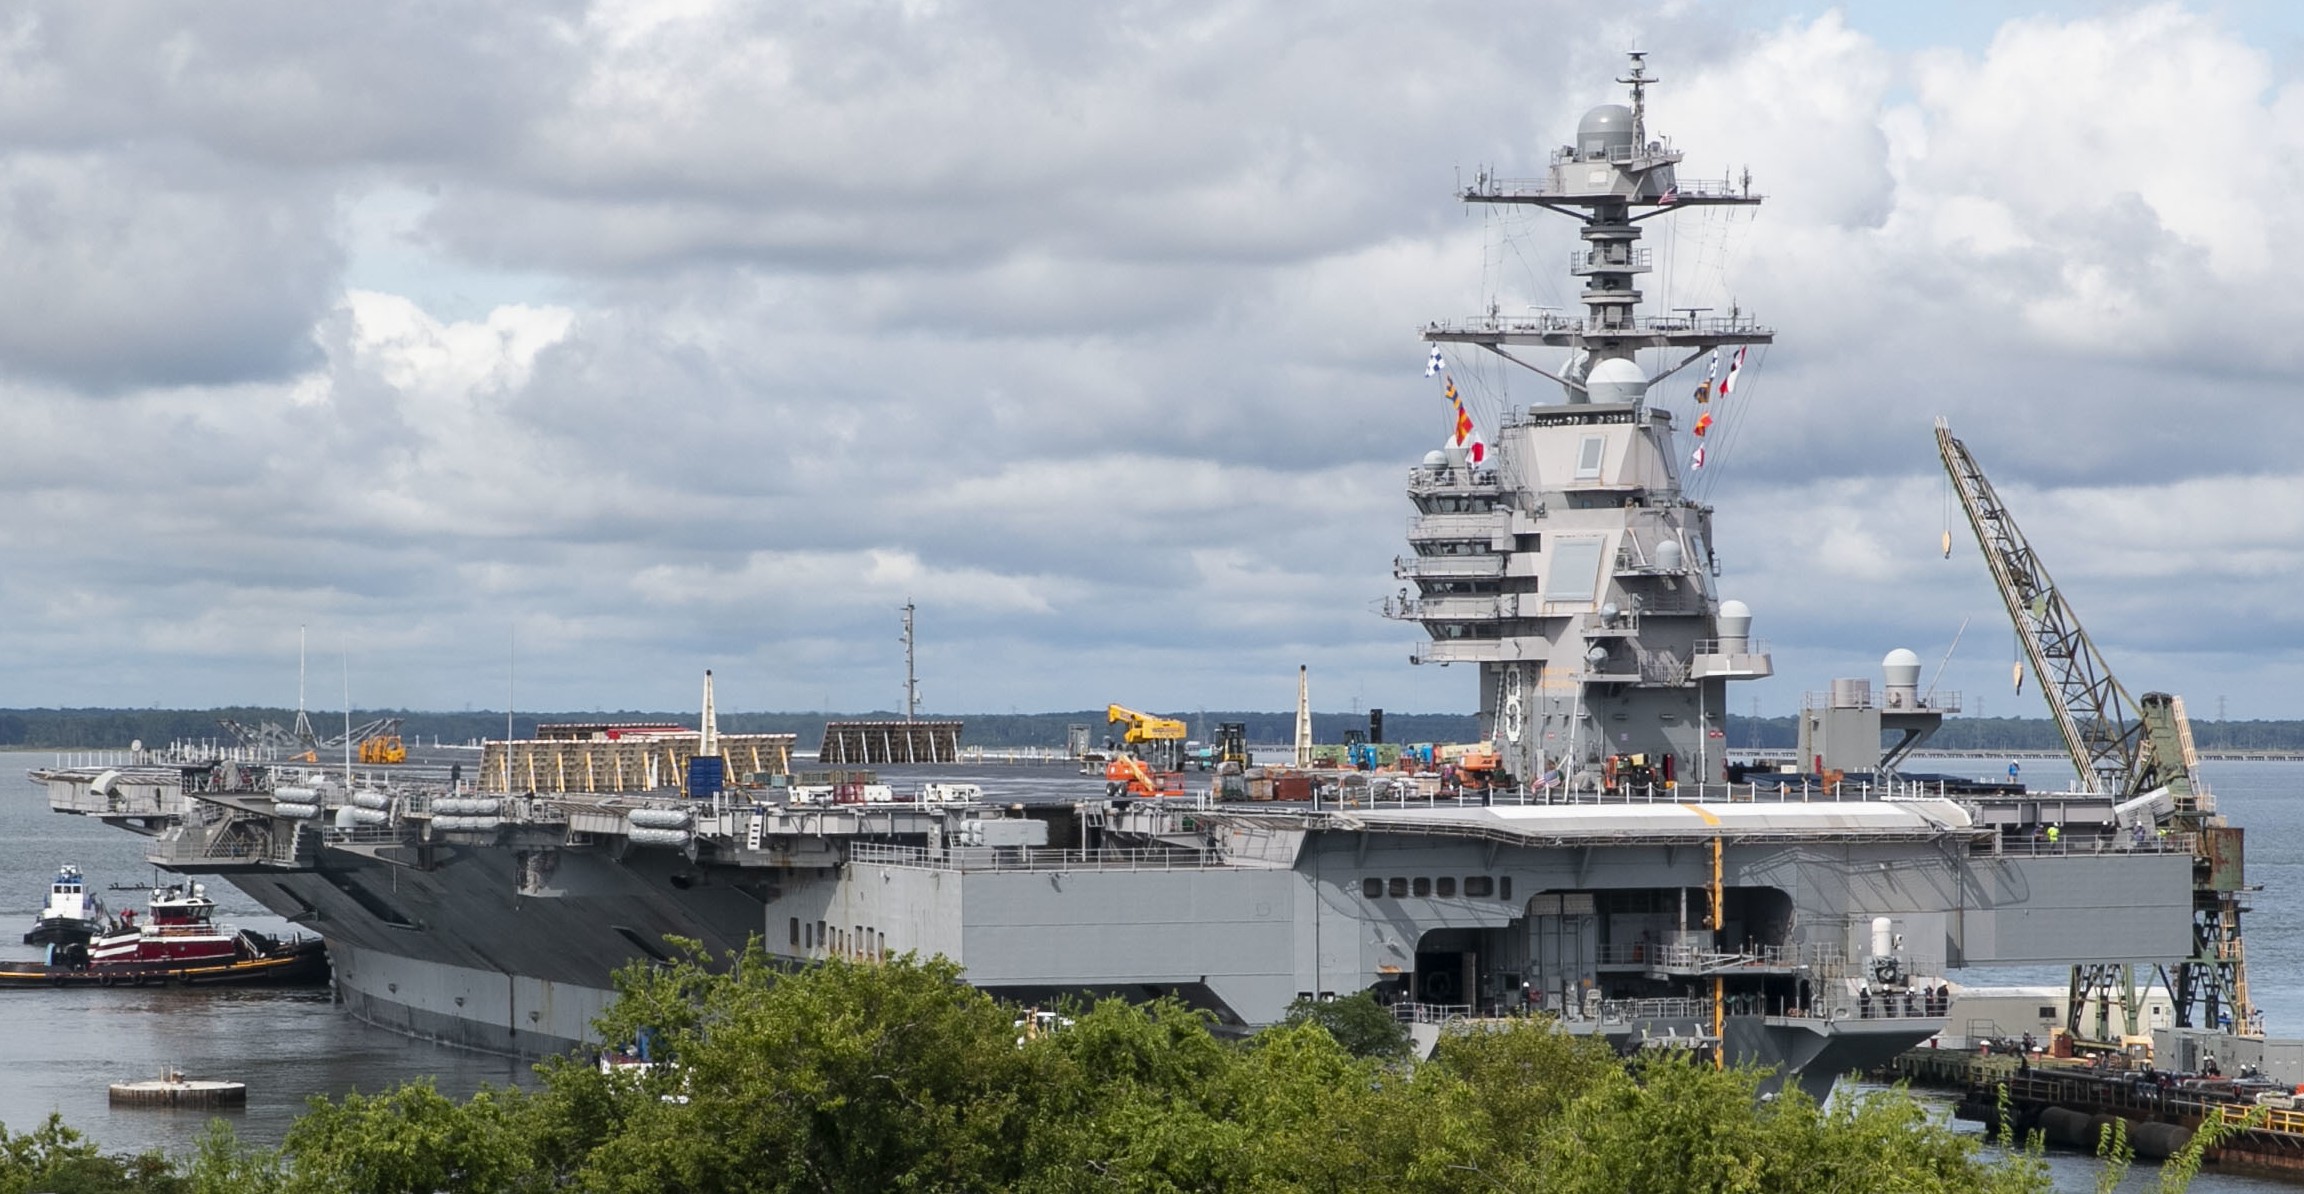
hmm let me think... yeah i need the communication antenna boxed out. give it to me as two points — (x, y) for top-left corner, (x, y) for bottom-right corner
(1618, 49), (1652, 144)
(1924, 616), (1968, 705)
(292, 626), (316, 752)
(901, 602), (919, 720)
(341, 653), (354, 790)
(504, 625), (517, 792)
(1294, 665), (1312, 767)
(699, 670), (719, 757)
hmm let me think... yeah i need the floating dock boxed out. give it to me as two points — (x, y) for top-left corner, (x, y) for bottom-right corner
(1880, 1049), (2304, 1179)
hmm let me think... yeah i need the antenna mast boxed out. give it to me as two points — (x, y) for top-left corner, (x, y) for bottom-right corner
(699, 669), (719, 757)
(1618, 49), (1650, 144)
(292, 626), (317, 753)
(902, 601), (919, 721)
(1294, 665), (1312, 767)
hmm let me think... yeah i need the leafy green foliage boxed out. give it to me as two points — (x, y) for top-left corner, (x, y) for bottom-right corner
(2158, 1102), (2264, 1194)
(277, 1082), (532, 1194)
(4, 951), (2099, 1192)
(570, 947), (1053, 1192)
(2094, 1114), (2132, 1194)
(1277, 989), (1414, 1060)
(0, 1113), (181, 1194)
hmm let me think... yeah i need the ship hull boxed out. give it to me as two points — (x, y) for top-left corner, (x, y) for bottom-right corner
(224, 847), (772, 1057)
(31, 762), (2208, 1097)
(194, 806), (2168, 1084)
(22, 917), (101, 947)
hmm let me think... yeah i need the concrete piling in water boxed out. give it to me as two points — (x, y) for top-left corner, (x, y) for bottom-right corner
(108, 1070), (246, 1108)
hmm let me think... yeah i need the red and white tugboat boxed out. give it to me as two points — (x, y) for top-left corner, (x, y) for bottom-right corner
(88, 882), (239, 968)
(21, 864), (104, 947)
(0, 879), (327, 988)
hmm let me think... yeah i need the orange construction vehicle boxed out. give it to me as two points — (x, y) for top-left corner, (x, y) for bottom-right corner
(357, 735), (407, 765)
(1104, 755), (1185, 799)
(1454, 748), (1502, 790)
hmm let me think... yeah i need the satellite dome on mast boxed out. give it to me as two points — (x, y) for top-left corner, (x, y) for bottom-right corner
(1578, 105), (1637, 159)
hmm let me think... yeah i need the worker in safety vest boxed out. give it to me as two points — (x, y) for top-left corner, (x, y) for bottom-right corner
(2045, 823), (2061, 847)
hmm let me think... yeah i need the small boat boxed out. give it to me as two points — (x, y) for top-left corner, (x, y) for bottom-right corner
(0, 879), (328, 989)
(21, 864), (105, 947)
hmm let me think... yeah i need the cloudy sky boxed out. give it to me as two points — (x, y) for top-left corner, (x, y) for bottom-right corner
(2, 0), (2301, 722)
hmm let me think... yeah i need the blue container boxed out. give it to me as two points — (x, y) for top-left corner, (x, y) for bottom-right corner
(687, 756), (725, 800)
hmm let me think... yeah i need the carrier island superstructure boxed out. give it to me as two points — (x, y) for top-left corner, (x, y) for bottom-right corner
(1394, 51), (1775, 793)
(27, 57), (2214, 1098)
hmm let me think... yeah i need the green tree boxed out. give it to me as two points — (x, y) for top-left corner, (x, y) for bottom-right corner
(563, 947), (1056, 1192)
(1539, 1054), (2048, 1194)
(1276, 990), (1414, 1060)
(1421, 1014), (1622, 1155)
(249, 949), (2084, 1194)
(178, 1121), (281, 1194)
(278, 1082), (531, 1194)
(0, 1113), (180, 1194)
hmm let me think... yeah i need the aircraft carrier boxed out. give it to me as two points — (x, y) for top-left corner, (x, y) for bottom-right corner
(27, 56), (2231, 1099)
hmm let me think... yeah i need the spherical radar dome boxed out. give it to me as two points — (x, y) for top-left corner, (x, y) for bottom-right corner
(1578, 104), (1636, 159)
(1584, 357), (1648, 404)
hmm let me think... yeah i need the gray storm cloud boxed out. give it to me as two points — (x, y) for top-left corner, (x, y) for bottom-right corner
(0, 1), (2295, 720)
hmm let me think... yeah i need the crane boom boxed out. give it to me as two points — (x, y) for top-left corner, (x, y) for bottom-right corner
(1106, 704), (1189, 771)
(1938, 420), (2256, 1039)
(1106, 704), (1188, 743)
(1936, 422), (2144, 794)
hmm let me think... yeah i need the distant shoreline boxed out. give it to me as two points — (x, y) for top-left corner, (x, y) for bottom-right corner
(4, 707), (2304, 756)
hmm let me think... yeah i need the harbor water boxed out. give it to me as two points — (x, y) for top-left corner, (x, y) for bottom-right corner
(2, 748), (2302, 1192)
(0, 750), (530, 1157)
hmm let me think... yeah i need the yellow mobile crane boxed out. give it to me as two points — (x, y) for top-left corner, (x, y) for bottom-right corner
(1106, 704), (1189, 772)
(1940, 420), (2255, 1042)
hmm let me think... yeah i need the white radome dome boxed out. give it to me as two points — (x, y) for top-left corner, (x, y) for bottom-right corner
(1584, 357), (1648, 404)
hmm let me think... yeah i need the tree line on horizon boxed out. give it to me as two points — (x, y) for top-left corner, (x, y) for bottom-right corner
(3, 706), (2304, 754)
